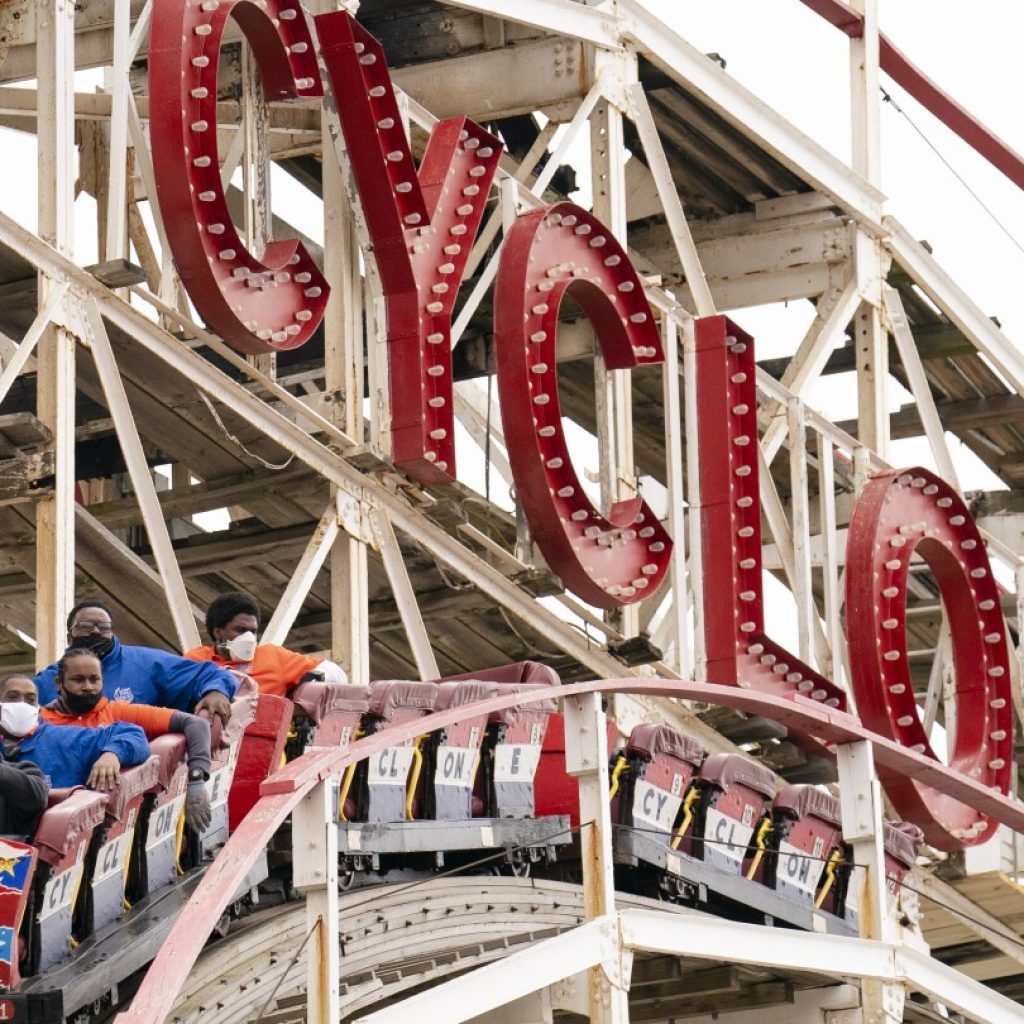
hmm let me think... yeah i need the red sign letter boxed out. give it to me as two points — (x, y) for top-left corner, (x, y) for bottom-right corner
(150, 0), (328, 354)
(695, 315), (846, 708)
(316, 12), (503, 485)
(846, 469), (1012, 850)
(494, 202), (672, 608)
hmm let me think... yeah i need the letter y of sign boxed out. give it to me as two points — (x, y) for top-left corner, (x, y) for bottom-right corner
(316, 12), (503, 485)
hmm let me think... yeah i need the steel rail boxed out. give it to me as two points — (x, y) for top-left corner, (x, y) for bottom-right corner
(169, 878), (674, 1023)
(800, 0), (1024, 193)
(116, 677), (1024, 1023)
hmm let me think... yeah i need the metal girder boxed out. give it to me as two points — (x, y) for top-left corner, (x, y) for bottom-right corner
(261, 501), (340, 648)
(760, 274), (862, 463)
(618, 0), (885, 232)
(351, 918), (618, 1024)
(370, 509), (440, 681)
(391, 37), (588, 121)
(84, 301), (201, 650)
(0, 0), (224, 84)
(439, 0), (622, 50)
(626, 81), (714, 317)
(627, 211), (853, 309)
(885, 216), (1024, 401)
(617, 909), (1024, 1024)
(883, 284), (960, 488)
(34, 0), (76, 666)
(911, 868), (1024, 972)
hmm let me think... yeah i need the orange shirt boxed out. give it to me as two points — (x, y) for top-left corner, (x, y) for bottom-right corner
(184, 643), (320, 698)
(41, 695), (175, 738)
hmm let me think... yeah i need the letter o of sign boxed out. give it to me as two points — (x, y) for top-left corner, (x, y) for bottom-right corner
(846, 469), (1012, 850)
(150, 0), (328, 354)
(494, 202), (672, 608)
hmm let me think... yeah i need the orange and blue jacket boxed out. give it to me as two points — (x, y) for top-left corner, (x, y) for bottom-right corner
(184, 643), (320, 698)
(41, 696), (175, 738)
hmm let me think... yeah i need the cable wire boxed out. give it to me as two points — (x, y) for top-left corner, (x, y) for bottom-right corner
(881, 85), (1024, 257)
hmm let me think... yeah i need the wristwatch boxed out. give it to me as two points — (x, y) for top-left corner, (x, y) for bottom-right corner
(187, 768), (210, 783)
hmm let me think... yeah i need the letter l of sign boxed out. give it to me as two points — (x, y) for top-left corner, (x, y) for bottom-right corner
(694, 316), (846, 712)
(315, 12), (503, 485)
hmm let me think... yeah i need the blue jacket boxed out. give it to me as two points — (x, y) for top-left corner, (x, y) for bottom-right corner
(34, 637), (238, 711)
(13, 720), (151, 789)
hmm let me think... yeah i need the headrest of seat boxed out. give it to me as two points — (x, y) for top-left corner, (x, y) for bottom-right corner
(626, 724), (704, 767)
(433, 681), (502, 711)
(148, 734), (187, 790)
(33, 789), (108, 862)
(433, 662), (561, 687)
(104, 755), (161, 820)
(487, 682), (559, 724)
(368, 681), (439, 719)
(698, 752), (776, 798)
(883, 819), (924, 868)
(291, 682), (371, 722)
(772, 784), (841, 827)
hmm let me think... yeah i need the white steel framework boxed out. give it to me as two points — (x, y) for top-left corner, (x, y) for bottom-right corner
(0, 0), (1023, 1022)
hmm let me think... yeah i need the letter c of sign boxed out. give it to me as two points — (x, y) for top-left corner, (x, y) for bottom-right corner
(846, 468), (1012, 850)
(494, 202), (673, 607)
(150, 0), (328, 354)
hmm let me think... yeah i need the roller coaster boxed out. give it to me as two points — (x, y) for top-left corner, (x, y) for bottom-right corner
(0, 0), (1024, 1021)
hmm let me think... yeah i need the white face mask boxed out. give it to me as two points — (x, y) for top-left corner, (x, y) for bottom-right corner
(223, 631), (257, 663)
(1, 702), (39, 738)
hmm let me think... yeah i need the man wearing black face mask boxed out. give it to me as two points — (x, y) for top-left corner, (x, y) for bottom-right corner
(38, 651), (213, 831)
(32, 600), (237, 726)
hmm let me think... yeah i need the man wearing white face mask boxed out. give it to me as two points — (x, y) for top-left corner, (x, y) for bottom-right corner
(0, 677), (48, 836)
(0, 674), (151, 793)
(185, 592), (348, 698)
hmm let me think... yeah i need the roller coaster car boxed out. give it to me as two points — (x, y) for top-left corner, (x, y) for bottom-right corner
(336, 666), (570, 878)
(483, 683), (558, 820)
(24, 788), (108, 975)
(79, 756), (161, 936)
(840, 818), (924, 931)
(610, 724), (704, 843)
(0, 838), (36, 990)
(428, 680), (501, 821)
(227, 685), (292, 832)
(762, 785), (845, 913)
(359, 680), (440, 823)
(290, 680), (370, 750)
(610, 728), (862, 936)
(130, 735), (188, 900)
(691, 753), (776, 876)
(534, 712), (618, 828)
(10, 688), (266, 1007)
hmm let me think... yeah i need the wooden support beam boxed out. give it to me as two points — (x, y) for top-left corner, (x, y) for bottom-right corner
(837, 393), (1024, 441)
(34, 0), (76, 666)
(85, 301), (201, 650)
(759, 320), (974, 380)
(262, 502), (339, 647)
(370, 510), (439, 681)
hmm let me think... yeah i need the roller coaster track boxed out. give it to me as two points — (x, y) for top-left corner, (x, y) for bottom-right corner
(164, 878), (692, 1024)
(114, 680), (1024, 1024)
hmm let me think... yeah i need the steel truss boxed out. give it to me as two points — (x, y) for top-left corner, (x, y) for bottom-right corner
(2, 0), (1024, 1021)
